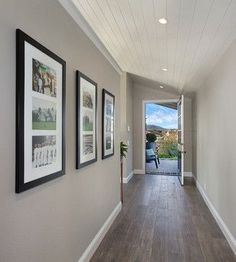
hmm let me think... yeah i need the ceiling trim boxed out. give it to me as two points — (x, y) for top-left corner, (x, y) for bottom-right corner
(58, 0), (122, 75)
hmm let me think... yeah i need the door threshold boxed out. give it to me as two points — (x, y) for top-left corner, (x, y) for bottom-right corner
(145, 172), (178, 176)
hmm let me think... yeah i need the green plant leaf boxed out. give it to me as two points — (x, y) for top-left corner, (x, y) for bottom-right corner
(120, 141), (128, 159)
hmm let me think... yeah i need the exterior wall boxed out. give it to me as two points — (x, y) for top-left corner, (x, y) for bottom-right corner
(0, 1), (120, 261)
(193, 39), (236, 240)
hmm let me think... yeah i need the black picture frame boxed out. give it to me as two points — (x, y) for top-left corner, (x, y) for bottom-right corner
(16, 29), (66, 193)
(76, 71), (97, 169)
(102, 89), (115, 159)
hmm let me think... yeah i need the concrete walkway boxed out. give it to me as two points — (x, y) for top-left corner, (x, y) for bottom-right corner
(146, 159), (178, 175)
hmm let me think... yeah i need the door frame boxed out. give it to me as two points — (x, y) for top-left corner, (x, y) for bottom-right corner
(177, 95), (185, 185)
(142, 99), (179, 173)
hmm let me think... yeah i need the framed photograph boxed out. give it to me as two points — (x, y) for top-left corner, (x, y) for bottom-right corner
(76, 71), (97, 168)
(102, 89), (115, 159)
(16, 29), (66, 193)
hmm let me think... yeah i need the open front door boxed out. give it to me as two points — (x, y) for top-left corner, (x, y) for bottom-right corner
(177, 95), (185, 185)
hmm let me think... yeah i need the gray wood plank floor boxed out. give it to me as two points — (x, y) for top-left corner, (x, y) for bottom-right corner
(91, 175), (236, 262)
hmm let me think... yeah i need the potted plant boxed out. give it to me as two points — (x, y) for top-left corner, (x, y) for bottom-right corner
(146, 133), (157, 151)
(120, 141), (128, 159)
(120, 141), (128, 203)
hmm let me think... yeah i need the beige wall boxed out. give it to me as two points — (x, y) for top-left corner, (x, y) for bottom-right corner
(0, 1), (121, 261)
(126, 74), (133, 177)
(193, 40), (236, 240)
(133, 83), (192, 174)
(184, 97), (193, 173)
(120, 73), (127, 141)
(120, 73), (133, 178)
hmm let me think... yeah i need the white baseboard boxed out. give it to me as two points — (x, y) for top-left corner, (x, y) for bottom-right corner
(123, 171), (133, 183)
(193, 176), (236, 255)
(184, 172), (193, 177)
(78, 202), (122, 262)
(133, 169), (145, 175)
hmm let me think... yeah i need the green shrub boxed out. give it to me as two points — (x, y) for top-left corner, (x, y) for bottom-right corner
(159, 153), (177, 160)
(146, 133), (157, 143)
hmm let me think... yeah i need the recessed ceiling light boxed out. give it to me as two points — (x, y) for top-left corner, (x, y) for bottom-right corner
(162, 68), (168, 72)
(160, 85), (164, 89)
(158, 18), (168, 25)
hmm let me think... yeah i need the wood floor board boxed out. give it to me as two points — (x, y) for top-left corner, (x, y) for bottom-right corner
(91, 175), (236, 262)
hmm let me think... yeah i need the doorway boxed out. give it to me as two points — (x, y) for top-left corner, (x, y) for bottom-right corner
(144, 100), (179, 176)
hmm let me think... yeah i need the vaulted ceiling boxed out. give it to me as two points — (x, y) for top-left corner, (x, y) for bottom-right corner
(65, 0), (236, 92)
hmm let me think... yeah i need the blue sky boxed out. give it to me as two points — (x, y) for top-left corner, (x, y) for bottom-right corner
(146, 103), (177, 129)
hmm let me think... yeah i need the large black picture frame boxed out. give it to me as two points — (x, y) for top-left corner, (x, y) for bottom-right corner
(102, 89), (115, 159)
(16, 29), (66, 193)
(76, 71), (97, 169)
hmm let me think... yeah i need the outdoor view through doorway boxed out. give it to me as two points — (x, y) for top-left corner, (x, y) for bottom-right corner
(145, 102), (178, 176)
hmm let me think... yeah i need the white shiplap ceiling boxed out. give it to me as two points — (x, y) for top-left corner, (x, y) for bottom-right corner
(65, 0), (236, 92)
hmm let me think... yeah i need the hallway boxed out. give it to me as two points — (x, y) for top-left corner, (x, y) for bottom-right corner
(1, 1), (236, 261)
(92, 175), (235, 262)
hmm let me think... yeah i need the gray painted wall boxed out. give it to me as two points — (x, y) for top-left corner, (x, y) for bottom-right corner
(120, 73), (133, 178)
(132, 83), (192, 173)
(193, 40), (236, 240)
(126, 74), (133, 177)
(184, 97), (193, 174)
(0, 1), (120, 261)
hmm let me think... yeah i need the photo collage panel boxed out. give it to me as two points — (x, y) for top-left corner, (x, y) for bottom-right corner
(81, 86), (95, 157)
(32, 58), (58, 170)
(105, 97), (114, 151)
(16, 29), (65, 193)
